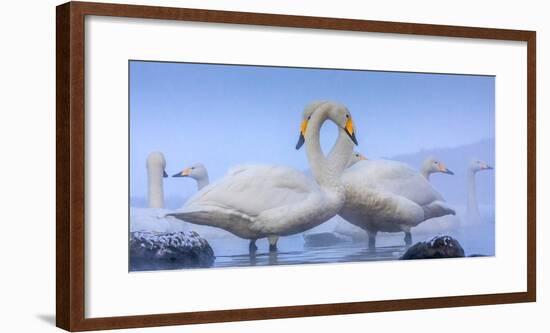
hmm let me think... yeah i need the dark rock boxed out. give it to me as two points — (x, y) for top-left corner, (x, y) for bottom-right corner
(303, 232), (350, 247)
(400, 235), (465, 260)
(130, 231), (215, 271)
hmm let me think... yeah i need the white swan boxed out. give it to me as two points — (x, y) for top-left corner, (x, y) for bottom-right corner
(420, 157), (454, 180)
(168, 101), (358, 252)
(339, 159), (455, 249)
(172, 163), (210, 190)
(130, 152), (187, 233)
(466, 159), (493, 224)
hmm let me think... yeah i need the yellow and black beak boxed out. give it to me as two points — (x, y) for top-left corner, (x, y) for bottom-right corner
(438, 163), (454, 175)
(172, 168), (190, 178)
(345, 118), (358, 146)
(295, 119), (308, 150)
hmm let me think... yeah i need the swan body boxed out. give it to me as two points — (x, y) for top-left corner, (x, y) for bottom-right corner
(169, 101), (358, 252)
(177, 164), (339, 238)
(339, 159), (455, 248)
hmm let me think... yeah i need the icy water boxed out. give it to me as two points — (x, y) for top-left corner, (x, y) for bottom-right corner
(207, 222), (495, 268)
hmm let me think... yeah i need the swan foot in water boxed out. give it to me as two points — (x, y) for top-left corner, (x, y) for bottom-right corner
(268, 235), (279, 252)
(367, 230), (377, 250)
(404, 232), (412, 246)
(249, 239), (258, 253)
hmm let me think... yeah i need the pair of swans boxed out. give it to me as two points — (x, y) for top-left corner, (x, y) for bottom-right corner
(168, 101), (459, 252)
(169, 102), (358, 252)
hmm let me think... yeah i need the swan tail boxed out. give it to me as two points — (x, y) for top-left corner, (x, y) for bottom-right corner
(166, 205), (257, 239)
(422, 201), (456, 220)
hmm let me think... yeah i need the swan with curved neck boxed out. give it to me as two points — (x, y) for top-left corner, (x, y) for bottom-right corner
(168, 101), (358, 252)
(466, 159), (493, 224)
(146, 151), (168, 208)
(420, 157), (454, 181)
(173, 163), (210, 190)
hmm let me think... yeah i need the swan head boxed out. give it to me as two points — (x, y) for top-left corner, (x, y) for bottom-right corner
(172, 163), (208, 180)
(347, 151), (367, 167)
(296, 101), (358, 150)
(469, 159), (493, 173)
(423, 157), (454, 175)
(146, 152), (168, 178)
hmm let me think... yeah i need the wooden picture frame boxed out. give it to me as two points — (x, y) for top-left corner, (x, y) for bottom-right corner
(56, 1), (536, 331)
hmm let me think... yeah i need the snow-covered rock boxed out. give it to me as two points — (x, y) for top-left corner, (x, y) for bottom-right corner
(400, 235), (465, 260)
(129, 231), (215, 270)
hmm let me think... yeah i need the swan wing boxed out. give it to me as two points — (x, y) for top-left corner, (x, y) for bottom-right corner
(346, 159), (443, 205)
(341, 182), (425, 229)
(181, 164), (316, 219)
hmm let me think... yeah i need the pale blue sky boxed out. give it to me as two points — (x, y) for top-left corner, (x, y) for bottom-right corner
(129, 61), (494, 202)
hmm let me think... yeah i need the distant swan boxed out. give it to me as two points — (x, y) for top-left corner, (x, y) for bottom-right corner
(466, 159), (493, 224)
(173, 163), (210, 190)
(339, 159), (455, 249)
(168, 101), (358, 252)
(130, 152), (187, 233)
(347, 151), (367, 167)
(420, 157), (454, 180)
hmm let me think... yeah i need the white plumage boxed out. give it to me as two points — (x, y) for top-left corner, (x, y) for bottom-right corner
(168, 101), (358, 251)
(130, 152), (187, 233)
(339, 159), (455, 248)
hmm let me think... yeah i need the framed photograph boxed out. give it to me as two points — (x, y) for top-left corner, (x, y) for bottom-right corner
(56, 1), (536, 331)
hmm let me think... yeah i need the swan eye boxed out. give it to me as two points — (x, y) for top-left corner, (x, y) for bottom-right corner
(191, 167), (195, 170)
(307, 115), (311, 120)
(434, 161), (438, 164)
(345, 114), (349, 118)
(355, 154), (359, 157)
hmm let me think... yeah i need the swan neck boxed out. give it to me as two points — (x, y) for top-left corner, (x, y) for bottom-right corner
(420, 167), (431, 181)
(466, 169), (480, 223)
(304, 115), (328, 186)
(147, 165), (165, 208)
(304, 113), (352, 194)
(196, 175), (210, 191)
(326, 127), (355, 186)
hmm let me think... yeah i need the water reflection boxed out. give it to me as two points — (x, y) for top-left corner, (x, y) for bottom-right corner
(213, 243), (406, 268)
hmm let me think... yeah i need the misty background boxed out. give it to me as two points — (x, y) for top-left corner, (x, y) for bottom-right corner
(129, 61), (495, 210)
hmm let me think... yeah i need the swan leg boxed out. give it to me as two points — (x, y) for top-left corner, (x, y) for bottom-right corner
(249, 239), (258, 253)
(404, 231), (412, 246)
(268, 235), (279, 252)
(366, 230), (377, 250)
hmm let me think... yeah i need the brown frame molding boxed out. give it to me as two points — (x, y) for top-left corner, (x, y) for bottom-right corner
(56, 1), (536, 331)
